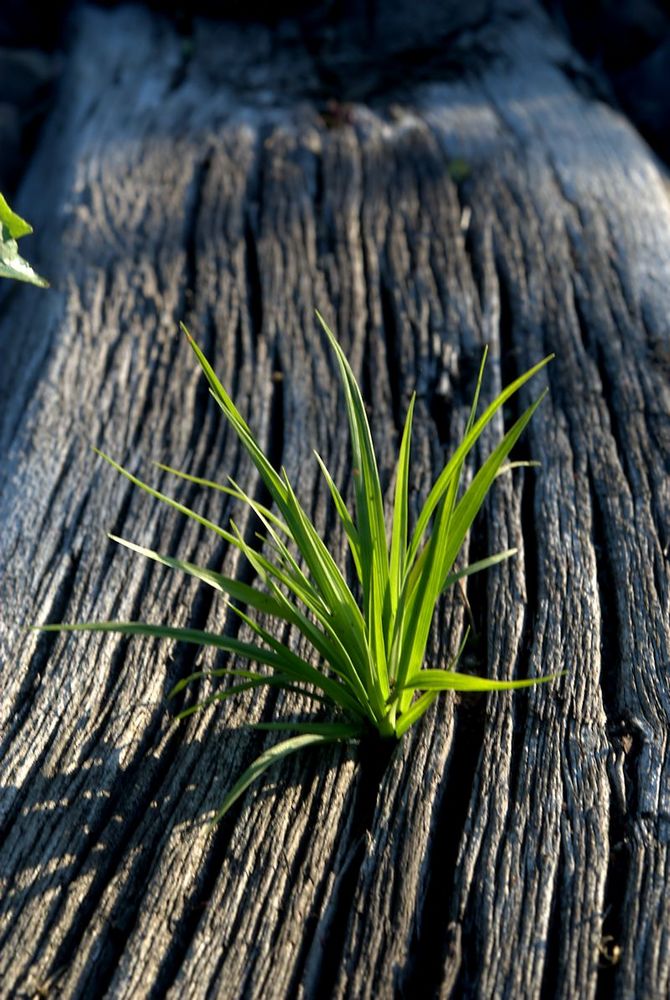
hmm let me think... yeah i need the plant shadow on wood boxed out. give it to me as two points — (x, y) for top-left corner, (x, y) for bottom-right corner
(0, 720), (404, 995)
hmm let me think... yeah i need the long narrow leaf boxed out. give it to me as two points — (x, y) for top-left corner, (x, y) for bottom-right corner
(108, 535), (287, 618)
(227, 600), (372, 719)
(392, 479), (457, 696)
(389, 393), (416, 614)
(182, 324), (287, 503)
(229, 480), (325, 608)
(171, 665), (271, 696)
(407, 354), (553, 565)
(94, 450), (235, 545)
(465, 347), (488, 437)
(176, 675), (310, 719)
(34, 620), (292, 669)
(442, 548), (518, 590)
(316, 312), (390, 624)
(395, 392), (547, 686)
(314, 450), (363, 584)
(155, 462), (291, 535)
(211, 732), (346, 822)
(439, 392), (547, 591)
(170, 668), (329, 706)
(402, 669), (563, 692)
(395, 691), (438, 738)
(36, 618), (367, 720)
(225, 520), (372, 707)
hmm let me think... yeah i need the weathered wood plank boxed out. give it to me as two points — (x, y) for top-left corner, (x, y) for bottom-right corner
(0, 3), (669, 998)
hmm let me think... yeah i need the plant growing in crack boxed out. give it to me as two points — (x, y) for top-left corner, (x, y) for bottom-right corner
(38, 313), (557, 821)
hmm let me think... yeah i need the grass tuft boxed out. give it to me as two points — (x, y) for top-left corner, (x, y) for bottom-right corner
(36, 314), (559, 820)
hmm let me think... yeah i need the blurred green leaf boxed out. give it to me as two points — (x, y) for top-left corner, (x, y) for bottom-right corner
(0, 192), (49, 288)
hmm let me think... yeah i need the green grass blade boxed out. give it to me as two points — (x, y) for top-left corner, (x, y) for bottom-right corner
(396, 626), (469, 714)
(155, 462), (291, 534)
(392, 394), (546, 701)
(279, 474), (373, 670)
(442, 548), (518, 590)
(94, 449), (236, 545)
(438, 392), (547, 591)
(182, 324), (288, 504)
(389, 393), (416, 614)
(98, 455), (328, 627)
(170, 668), (330, 708)
(464, 347), (488, 435)
(226, 480), (320, 601)
(108, 535), (288, 618)
(171, 665), (269, 695)
(402, 669), (564, 692)
(182, 332), (368, 633)
(155, 462), (232, 493)
(226, 518), (331, 622)
(33, 620), (304, 673)
(227, 601), (372, 719)
(211, 732), (345, 822)
(176, 675), (308, 719)
(224, 519), (371, 706)
(279, 472), (360, 615)
(400, 397), (544, 637)
(367, 560), (390, 703)
(394, 691), (438, 738)
(407, 355), (553, 566)
(36, 618), (367, 719)
(312, 318), (393, 708)
(314, 450), (363, 583)
(315, 312), (390, 619)
(392, 486), (457, 696)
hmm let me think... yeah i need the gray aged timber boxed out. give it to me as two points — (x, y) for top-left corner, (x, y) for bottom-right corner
(0, 2), (669, 998)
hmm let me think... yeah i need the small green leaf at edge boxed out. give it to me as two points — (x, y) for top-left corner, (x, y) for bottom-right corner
(0, 192), (49, 287)
(0, 254), (49, 288)
(0, 192), (33, 238)
(211, 732), (345, 824)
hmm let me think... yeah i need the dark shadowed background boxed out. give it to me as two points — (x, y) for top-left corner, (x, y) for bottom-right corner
(3, 0), (670, 194)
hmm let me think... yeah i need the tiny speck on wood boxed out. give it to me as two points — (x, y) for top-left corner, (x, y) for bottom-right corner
(321, 100), (355, 130)
(598, 935), (622, 966)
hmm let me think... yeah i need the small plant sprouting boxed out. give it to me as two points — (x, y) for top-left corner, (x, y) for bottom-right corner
(38, 314), (557, 821)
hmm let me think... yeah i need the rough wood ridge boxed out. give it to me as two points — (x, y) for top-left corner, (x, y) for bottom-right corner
(0, 3), (668, 997)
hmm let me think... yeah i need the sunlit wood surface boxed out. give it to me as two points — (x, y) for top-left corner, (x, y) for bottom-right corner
(1, 4), (669, 997)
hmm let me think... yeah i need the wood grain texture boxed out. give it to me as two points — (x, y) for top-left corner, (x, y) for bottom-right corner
(1, 3), (669, 998)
